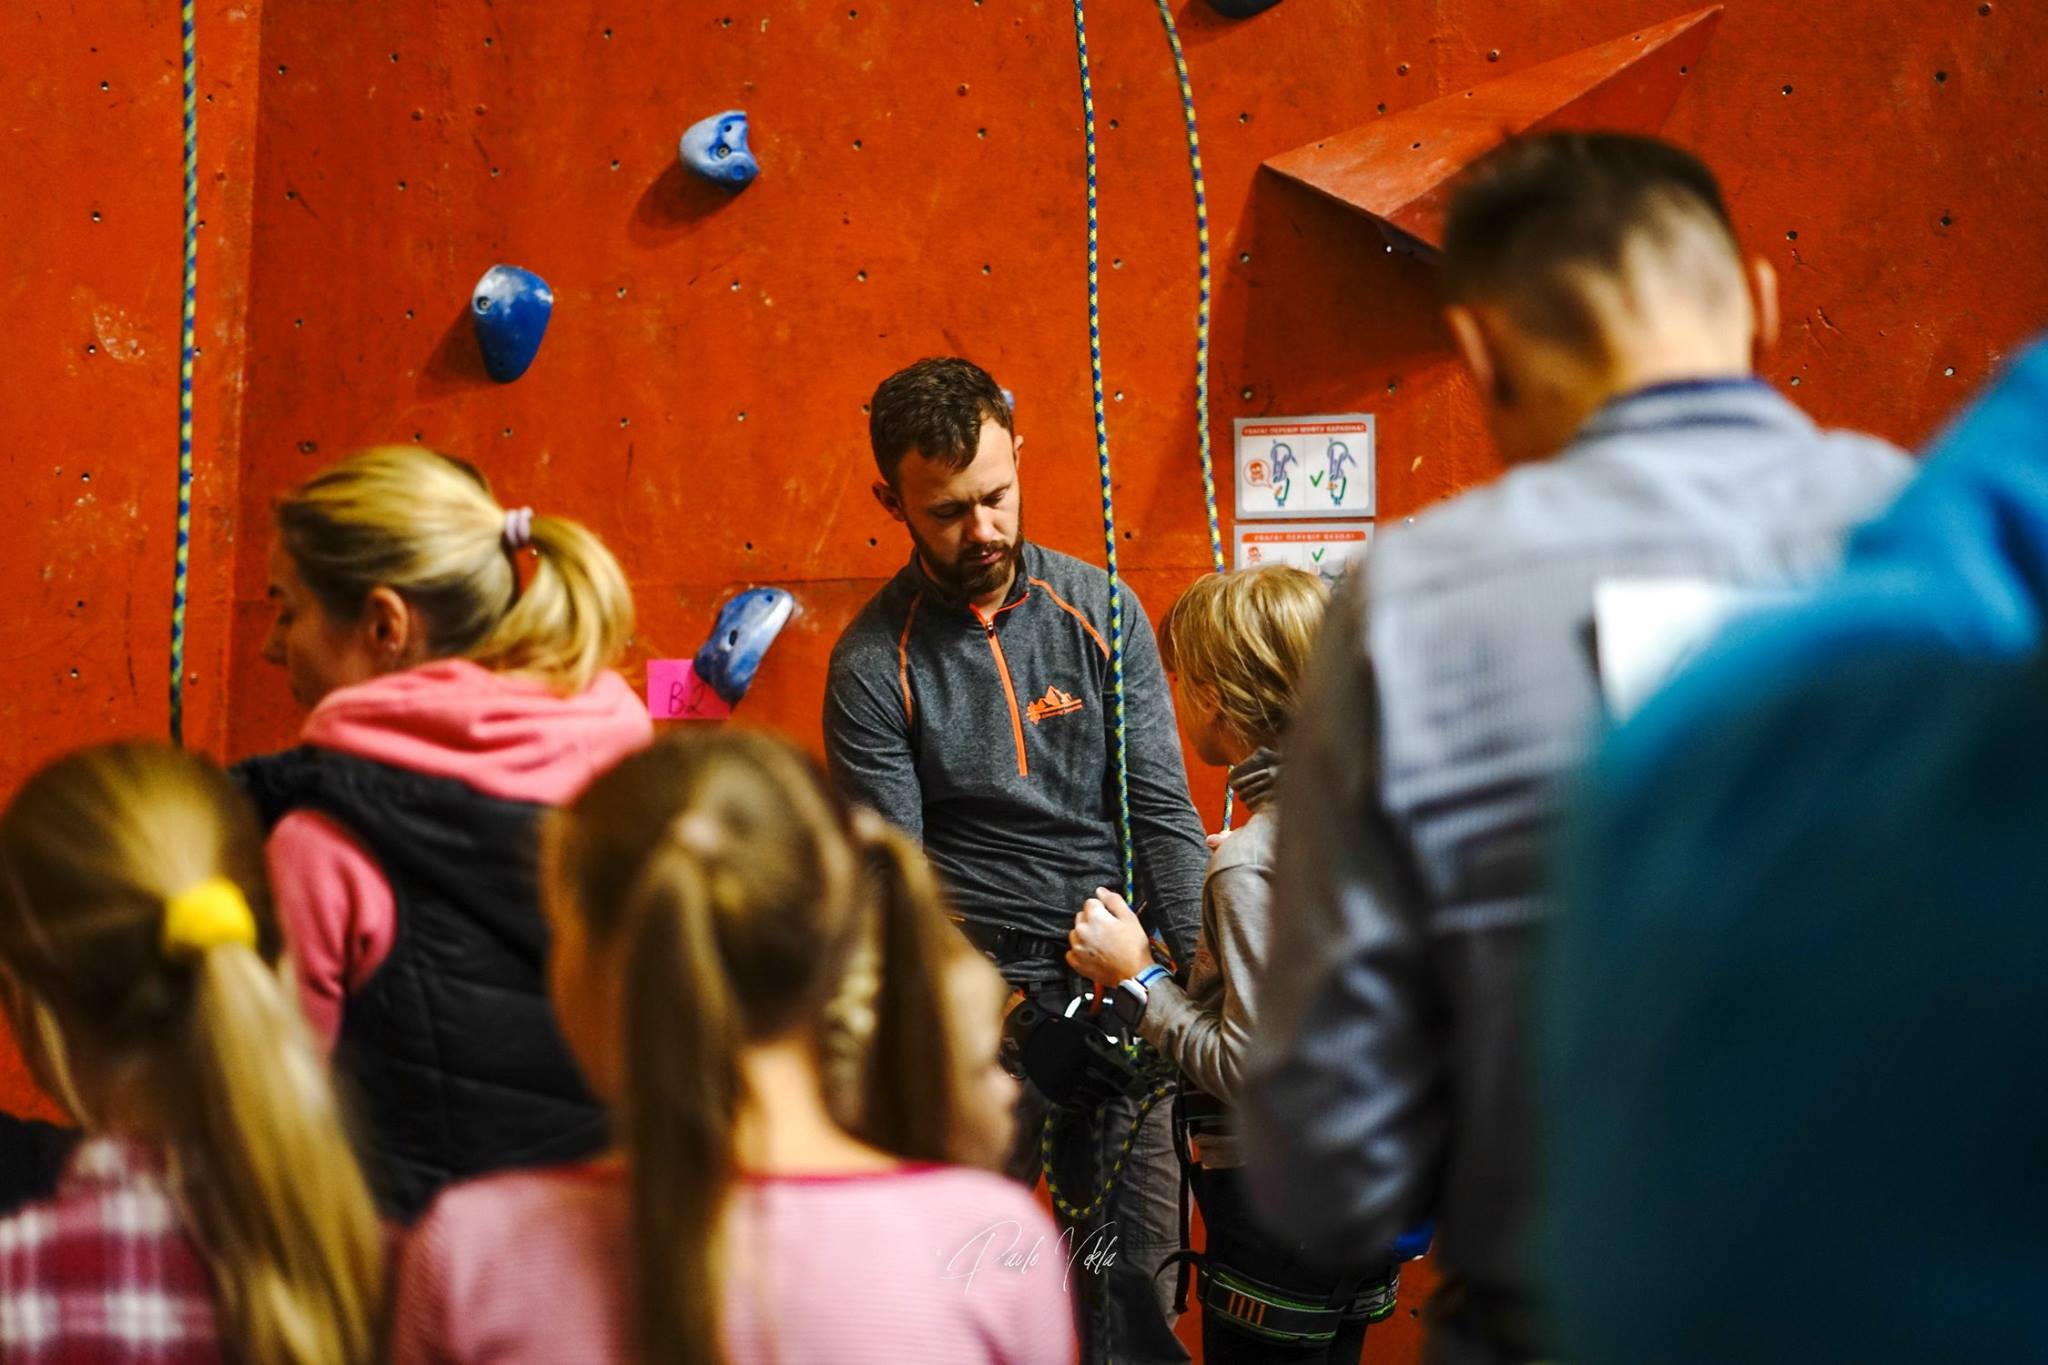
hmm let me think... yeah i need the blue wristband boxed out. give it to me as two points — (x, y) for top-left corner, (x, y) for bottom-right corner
(1135, 963), (1170, 990)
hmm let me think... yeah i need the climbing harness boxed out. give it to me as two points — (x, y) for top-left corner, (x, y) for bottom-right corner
(1013, 990), (1179, 1222)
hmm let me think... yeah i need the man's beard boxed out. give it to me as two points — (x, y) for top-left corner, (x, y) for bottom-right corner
(911, 513), (1026, 602)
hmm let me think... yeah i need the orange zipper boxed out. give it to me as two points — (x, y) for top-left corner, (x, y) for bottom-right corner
(972, 604), (1030, 777)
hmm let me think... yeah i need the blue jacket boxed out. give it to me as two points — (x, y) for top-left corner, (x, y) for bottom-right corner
(1550, 338), (2048, 1364)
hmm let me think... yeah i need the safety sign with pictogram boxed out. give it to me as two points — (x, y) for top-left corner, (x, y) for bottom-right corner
(1234, 414), (1375, 520)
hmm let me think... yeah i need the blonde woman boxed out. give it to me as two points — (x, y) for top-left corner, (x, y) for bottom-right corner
(0, 741), (384, 1363)
(1067, 565), (1398, 1364)
(236, 446), (652, 1219)
(393, 729), (1073, 1364)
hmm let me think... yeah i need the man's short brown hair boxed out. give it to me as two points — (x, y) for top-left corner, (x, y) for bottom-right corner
(1442, 132), (1742, 359)
(868, 358), (1015, 485)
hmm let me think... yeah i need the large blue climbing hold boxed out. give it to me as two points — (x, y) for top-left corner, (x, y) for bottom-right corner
(470, 264), (553, 383)
(1204, 0), (1283, 15)
(694, 586), (797, 707)
(679, 110), (760, 189)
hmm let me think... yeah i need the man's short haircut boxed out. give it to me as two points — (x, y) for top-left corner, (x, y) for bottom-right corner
(1442, 132), (1743, 358)
(868, 357), (1015, 485)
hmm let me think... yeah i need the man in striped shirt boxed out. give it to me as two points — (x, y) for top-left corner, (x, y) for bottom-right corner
(1244, 134), (1912, 1365)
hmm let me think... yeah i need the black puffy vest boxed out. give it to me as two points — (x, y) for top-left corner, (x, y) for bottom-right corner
(235, 747), (607, 1220)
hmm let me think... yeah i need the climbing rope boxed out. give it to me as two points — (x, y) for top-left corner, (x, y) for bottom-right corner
(1150, 0), (1237, 831)
(1153, 0), (1225, 580)
(171, 0), (198, 745)
(1041, 1069), (1179, 1223)
(1070, 0), (1136, 906)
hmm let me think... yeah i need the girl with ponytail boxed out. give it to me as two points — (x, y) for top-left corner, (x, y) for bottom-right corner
(237, 445), (652, 1219)
(393, 729), (1074, 1365)
(0, 741), (383, 1363)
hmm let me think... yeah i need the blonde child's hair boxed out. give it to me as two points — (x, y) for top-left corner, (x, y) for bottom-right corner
(276, 444), (634, 694)
(0, 742), (385, 1364)
(1158, 564), (1331, 752)
(544, 728), (976, 1365)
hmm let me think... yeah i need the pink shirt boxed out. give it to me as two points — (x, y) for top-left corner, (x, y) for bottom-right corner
(393, 1163), (1079, 1365)
(261, 661), (653, 1044)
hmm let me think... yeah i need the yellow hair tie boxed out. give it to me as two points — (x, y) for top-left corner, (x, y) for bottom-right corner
(162, 876), (257, 957)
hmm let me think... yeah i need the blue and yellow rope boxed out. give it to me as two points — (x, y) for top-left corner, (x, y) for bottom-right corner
(172, 0), (198, 745)
(1151, 0), (1236, 831)
(1069, 0), (1136, 906)
(1152, 0), (1225, 580)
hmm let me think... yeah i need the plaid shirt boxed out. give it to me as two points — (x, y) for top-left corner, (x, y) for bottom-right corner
(0, 1137), (221, 1362)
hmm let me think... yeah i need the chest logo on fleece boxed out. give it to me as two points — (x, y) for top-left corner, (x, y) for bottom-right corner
(1025, 685), (1085, 725)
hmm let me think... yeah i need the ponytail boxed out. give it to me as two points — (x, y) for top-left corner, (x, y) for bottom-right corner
(622, 841), (740, 1365)
(181, 945), (385, 1365)
(0, 742), (384, 1365)
(277, 445), (634, 695)
(472, 511), (635, 694)
(849, 818), (964, 1161)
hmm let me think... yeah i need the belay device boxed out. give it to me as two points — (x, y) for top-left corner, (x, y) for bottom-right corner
(1004, 984), (1180, 1226)
(1003, 990), (1170, 1110)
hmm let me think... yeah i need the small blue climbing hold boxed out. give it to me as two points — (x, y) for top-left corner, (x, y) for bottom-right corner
(470, 264), (553, 383)
(679, 110), (759, 189)
(1204, 0), (1283, 15)
(1391, 1222), (1435, 1262)
(694, 586), (796, 707)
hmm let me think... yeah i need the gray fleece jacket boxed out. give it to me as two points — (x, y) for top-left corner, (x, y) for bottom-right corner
(824, 541), (1209, 966)
(1135, 749), (1279, 1169)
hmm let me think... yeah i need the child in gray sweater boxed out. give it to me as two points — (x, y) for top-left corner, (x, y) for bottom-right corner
(1067, 565), (1397, 1364)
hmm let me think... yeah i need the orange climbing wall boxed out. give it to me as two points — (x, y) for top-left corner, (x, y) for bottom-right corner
(7, 1), (2048, 1354)
(215, 0), (2048, 771)
(0, 0), (263, 1122)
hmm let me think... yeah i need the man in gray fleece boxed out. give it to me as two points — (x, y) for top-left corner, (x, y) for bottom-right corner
(1068, 564), (1395, 1365)
(826, 357), (1209, 1365)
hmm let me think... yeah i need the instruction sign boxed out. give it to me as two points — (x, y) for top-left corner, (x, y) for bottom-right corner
(1235, 414), (1375, 520)
(1234, 521), (1373, 586)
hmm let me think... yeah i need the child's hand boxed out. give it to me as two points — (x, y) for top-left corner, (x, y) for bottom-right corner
(1066, 888), (1154, 986)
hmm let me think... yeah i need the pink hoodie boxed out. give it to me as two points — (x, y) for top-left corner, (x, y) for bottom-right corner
(264, 660), (653, 1045)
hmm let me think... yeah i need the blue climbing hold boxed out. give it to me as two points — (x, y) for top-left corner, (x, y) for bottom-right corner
(1390, 1222), (1435, 1262)
(1204, 0), (1283, 15)
(693, 586), (797, 707)
(679, 110), (760, 189)
(470, 264), (553, 383)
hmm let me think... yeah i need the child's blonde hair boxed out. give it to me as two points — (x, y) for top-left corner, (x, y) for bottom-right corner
(0, 742), (384, 1364)
(276, 445), (634, 694)
(544, 729), (978, 1365)
(1158, 565), (1331, 751)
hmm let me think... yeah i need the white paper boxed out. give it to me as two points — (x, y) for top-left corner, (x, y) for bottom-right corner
(1593, 578), (1794, 720)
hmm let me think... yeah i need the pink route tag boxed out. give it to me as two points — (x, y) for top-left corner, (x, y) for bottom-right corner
(647, 660), (733, 721)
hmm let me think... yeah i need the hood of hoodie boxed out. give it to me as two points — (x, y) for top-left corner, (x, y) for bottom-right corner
(299, 659), (653, 806)
(1228, 747), (1282, 811)
(1831, 335), (2048, 653)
